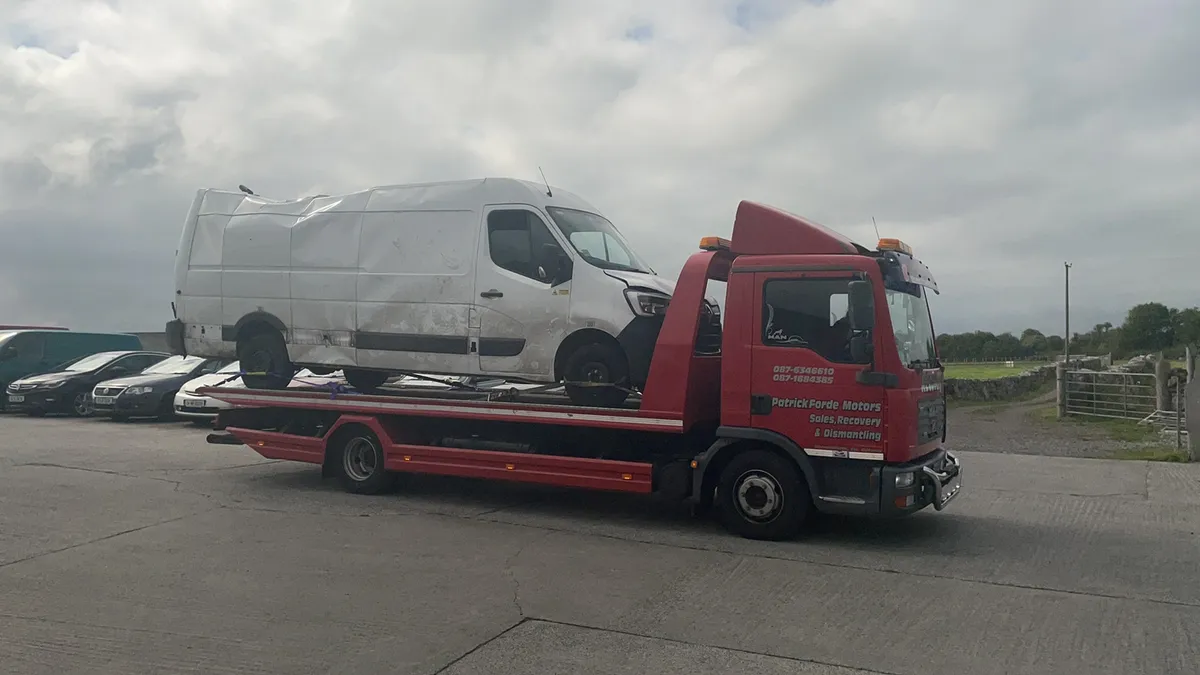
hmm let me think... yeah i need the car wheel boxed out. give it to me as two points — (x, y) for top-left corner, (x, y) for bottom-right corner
(69, 392), (94, 418)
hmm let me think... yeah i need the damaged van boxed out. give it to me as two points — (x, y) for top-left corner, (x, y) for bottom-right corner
(166, 178), (719, 406)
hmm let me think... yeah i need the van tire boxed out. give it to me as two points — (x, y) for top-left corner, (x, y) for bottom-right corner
(345, 369), (389, 393)
(236, 329), (293, 390)
(562, 342), (629, 408)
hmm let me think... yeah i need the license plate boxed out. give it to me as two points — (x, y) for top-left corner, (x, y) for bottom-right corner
(94, 396), (114, 405)
(183, 398), (206, 408)
(8, 395), (24, 403)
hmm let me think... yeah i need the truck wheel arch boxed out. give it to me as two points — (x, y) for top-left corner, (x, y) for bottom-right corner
(693, 428), (820, 508)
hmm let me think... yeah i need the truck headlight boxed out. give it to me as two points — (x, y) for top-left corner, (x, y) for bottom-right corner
(895, 472), (915, 488)
(624, 289), (671, 317)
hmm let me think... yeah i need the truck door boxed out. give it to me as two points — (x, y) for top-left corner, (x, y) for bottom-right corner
(474, 206), (571, 377)
(749, 271), (886, 460)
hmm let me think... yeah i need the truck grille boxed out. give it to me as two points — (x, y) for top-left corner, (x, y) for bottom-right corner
(917, 396), (945, 445)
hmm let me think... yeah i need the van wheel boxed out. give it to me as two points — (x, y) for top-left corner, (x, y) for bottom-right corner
(236, 329), (293, 390)
(563, 342), (629, 408)
(715, 449), (811, 541)
(345, 369), (389, 393)
(333, 427), (397, 494)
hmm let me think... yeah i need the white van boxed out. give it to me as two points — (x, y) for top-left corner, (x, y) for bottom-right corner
(166, 178), (714, 406)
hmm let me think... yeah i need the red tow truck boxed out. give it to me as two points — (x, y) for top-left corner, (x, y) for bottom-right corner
(202, 201), (960, 540)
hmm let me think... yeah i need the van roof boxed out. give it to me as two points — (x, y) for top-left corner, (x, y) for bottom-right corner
(198, 177), (602, 216)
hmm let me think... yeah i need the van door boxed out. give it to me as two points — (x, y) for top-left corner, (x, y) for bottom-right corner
(0, 332), (47, 381)
(474, 206), (571, 377)
(355, 209), (478, 374)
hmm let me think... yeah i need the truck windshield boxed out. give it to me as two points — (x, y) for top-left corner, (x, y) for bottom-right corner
(886, 286), (938, 369)
(546, 207), (652, 274)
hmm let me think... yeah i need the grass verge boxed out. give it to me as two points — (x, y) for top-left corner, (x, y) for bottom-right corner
(943, 361), (1049, 380)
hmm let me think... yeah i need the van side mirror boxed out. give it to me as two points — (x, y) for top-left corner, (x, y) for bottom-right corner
(542, 244), (572, 286)
(847, 280), (875, 331)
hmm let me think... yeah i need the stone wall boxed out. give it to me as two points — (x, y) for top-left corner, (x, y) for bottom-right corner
(945, 356), (1107, 402)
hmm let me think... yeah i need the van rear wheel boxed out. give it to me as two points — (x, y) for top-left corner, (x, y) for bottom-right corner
(236, 330), (293, 390)
(345, 369), (389, 393)
(563, 342), (629, 408)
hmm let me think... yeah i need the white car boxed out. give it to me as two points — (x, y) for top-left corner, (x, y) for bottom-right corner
(173, 361), (348, 420)
(165, 177), (710, 407)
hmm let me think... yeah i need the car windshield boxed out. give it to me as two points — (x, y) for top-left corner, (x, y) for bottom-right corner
(886, 285), (937, 369)
(141, 355), (201, 375)
(61, 351), (124, 372)
(546, 207), (652, 274)
(217, 361), (241, 375)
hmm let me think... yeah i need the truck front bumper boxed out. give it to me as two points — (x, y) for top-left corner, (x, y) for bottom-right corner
(880, 450), (962, 516)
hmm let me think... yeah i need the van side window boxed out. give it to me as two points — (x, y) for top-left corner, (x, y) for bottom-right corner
(487, 210), (565, 283)
(762, 278), (857, 364)
(6, 333), (45, 361)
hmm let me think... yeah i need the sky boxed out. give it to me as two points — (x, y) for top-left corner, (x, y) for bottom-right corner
(1, 0), (1197, 337)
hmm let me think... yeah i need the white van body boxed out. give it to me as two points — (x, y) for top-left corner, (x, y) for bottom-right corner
(169, 178), (678, 389)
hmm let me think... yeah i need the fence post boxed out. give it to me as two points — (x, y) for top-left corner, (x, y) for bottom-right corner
(1188, 375), (1199, 462)
(1176, 379), (1183, 451)
(1155, 353), (1170, 412)
(1056, 363), (1067, 419)
(1187, 344), (1195, 384)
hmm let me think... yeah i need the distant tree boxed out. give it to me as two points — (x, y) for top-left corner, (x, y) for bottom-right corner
(1120, 302), (1174, 352)
(1173, 307), (1200, 347)
(1045, 335), (1065, 352)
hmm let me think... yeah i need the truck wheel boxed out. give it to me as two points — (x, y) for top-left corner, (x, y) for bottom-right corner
(562, 342), (630, 407)
(334, 428), (396, 495)
(345, 369), (389, 393)
(716, 449), (811, 541)
(237, 329), (293, 390)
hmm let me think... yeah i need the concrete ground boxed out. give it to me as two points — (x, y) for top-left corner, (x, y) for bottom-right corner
(1, 415), (1199, 675)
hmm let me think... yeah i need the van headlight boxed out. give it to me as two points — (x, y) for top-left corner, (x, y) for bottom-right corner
(624, 289), (671, 317)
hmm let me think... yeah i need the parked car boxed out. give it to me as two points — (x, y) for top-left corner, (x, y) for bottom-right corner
(0, 330), (143, 411)
(173, 361), (348, 421)
(165, 178), (716, 407)
(5, 350), (169, 416)
(92, 355), (230, 421)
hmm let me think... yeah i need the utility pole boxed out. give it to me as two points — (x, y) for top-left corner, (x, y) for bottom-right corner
(1064, 262), (1072, 366)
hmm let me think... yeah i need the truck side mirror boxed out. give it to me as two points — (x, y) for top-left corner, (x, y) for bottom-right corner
(847, 280), (875, 331)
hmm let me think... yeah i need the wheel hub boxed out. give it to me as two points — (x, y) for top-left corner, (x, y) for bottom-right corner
(342, 437), (378, 482)
(735, 471), (783, 521)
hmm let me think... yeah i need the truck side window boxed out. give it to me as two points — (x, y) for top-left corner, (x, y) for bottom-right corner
(762, 278), (856, 364)
(487, 210), (565, 283)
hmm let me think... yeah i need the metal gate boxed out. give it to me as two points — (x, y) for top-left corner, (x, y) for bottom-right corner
(1063, 371), (1156, 421)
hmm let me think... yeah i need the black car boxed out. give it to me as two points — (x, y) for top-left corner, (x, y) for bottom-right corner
(5, 351), (170, 417)
(91, 355), (229, 421)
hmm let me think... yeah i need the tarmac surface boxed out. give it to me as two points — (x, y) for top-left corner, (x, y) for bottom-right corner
(1, 414), (1198, 674)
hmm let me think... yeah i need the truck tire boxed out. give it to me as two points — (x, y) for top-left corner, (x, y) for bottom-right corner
(333, 427), (397, 495)
(345, 369), (389, 393)
(562, 342), (630, 408)
(237, 329), (292, 390)
(716, 449), (811, 541)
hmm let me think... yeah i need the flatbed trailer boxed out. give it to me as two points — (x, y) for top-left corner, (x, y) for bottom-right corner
(203, 201), (962, 540)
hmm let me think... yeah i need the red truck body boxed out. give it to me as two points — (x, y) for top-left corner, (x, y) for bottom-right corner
(204, 201), (960, 540)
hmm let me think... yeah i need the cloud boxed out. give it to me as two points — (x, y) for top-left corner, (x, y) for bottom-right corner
(1, 0), (1198, 337)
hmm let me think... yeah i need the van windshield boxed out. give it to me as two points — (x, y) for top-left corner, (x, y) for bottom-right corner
(546, 207), (652, 274)
(0, 332), (16, 348)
